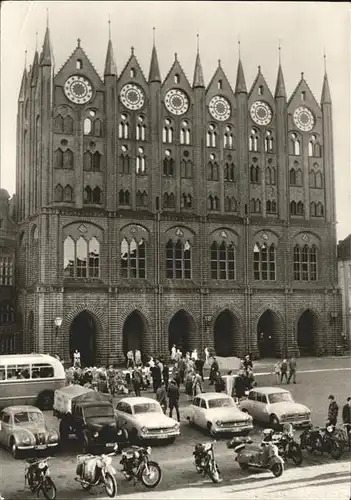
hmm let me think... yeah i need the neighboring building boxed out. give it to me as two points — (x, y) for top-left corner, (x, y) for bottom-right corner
(14, 25), (342, 366)
(338, 234), (351, 350)
(0, 189), (17, 353)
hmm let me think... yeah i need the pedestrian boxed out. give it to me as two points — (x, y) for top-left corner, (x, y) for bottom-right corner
(168, 380), (180, 422)
(132, 367), (142, 397)
(171, 344), (177, 362)
(73, 349), (81, 368)
(272, 360), (281, 384)
(327, 394), (339, 426)
(195, 357), (205, 382)
(226, 370), (235, 397)
(214, 371), (225, 393)
(163, 363), (170, 391)
(287, 356), (297, 384)
(204, 347), (210, 364)
(151, 363), (161, 393)
(243, 355), (253, 372)
(178, 356), (186, 384)
(342, 397), (351, 448)
(126, 350), (134, 369)
(192, 371), (203, 397)
(156, 382), (168, 414)
(280, 359), (288, 384)
(191, 348), (198, 361)
(172, 363), (181, 388)
(209, 357), (219, 385)
(234, 370), (246, 400)
(185, 370), (195, 401)
(134, 349), (142, 366)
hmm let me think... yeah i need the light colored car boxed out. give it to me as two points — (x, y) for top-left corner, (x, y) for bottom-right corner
(239, 387), (311, 427)
(0, 405), (59, 458)
(115, 397), (180, 442)
(185, 392), (253, 436)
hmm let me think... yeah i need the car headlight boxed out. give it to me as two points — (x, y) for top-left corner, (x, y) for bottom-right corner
(48, 434), (57, 443)
(38, 462), (46, 470)
(173, 423), (180, 431)
(141, 427), (148, 434)
(215, 420), (223, 427)
(22, 436), (31, 444)
(93, 432), (99, 438)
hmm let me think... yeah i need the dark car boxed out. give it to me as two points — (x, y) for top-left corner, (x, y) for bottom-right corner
(53, 386), (128, 453)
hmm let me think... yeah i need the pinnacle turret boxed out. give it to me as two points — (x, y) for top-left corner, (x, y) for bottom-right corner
(104, 39), (117, 76)
(31, 51), (39, 86)
(235, 59), (247, 94)
(193, 52), (204, 88)
(148, 45), (161, 83)
(274, 64), (286, 98)
(19, 67), (27, 102)
(40, 26), (52, 66)
(321, 73), (331, 104)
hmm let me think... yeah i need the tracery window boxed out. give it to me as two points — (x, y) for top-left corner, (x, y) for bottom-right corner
(136, 190), (148, 208)
(224, 162), (236, 182)
(308, 135), (321, 157)
(224, 125), (234, 149)
(293, 244), (318, 281)
(63, 236), (100, 278)
(136, 147), (146, 174)
(0, 257), (13, 286)
(119, 152), (131, 174)
(180, 193), (192, 209)
(266, 167), (276, 185)
(266, 199), (277, 214)
(250, 165), (260, 183)
(250, 199), (261, 214)
(207, 195), (219, 211)
(166, 239), (192, 279)
(84, 186), (102, 204)
(163, 192), (175, 209)
(64, 185), (73, 202)
(163, 151), (174, 176)
(180, 158), (193, 178)
(253, 243), (276, 281)
(162, 119), (173, 143)
(224, 196), (237, 212)
(119, 190), (130, 206)
(206, 124), (217, 148)
(180, 120), (191, 145)
(290, 200), (304, 215)
(121, 237), (146, 278)
(249, 128), (259, 152)
(210, 241), (236, 280)
(290, 133), (301, 155)
(136, 116), (146, 141)
(264, 130), (274, 152)
(118, 114), (129, 139)
(289, 168), (303, 186)
(208, 159), (219, 181)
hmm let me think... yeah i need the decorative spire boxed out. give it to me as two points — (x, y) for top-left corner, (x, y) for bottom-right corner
(278, 39), (282, 65)
(46, 8), (49, 28)
(238, 36), (241, 59)
(108, 14), (111, 40)
(193, 35), (204, 88)
(31, 50), (39, 86)
(104, 33), (117, 76)
(19, 53), (28, 102)
(148, 33), (161, 83)
(235, 58), (247, 94)
(197, 33), (199, 54)
(174, 52), (178, 61)
(321, 51), (331, 104)
(24, 49), (27, 70)
(40, 24), (52, 66)
(275, 64), (286, 98)
(131, 46), (134, 56)
(35, 31), (38, 51)
(153, 27), (156, 46)
(218, 59), (221, 68)
(77, 38), (81, 48)
(258, 65), (261, 74)
(301, 72), (304, 80)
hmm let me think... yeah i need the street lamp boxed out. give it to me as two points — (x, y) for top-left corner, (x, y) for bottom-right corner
(54, 317), (63, 359)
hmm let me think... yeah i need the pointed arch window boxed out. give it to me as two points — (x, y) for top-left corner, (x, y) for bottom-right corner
(55, 149), (63, 169)
(224, 196), (237, 212)
(63, 237), (75, 277)
(54, 184), (63, 202)
(120, 237), (146, 279)
(309, 170), (316, 188)
(92, 151), (101, 171)
(250, 165), (260, 183)
(315, 171), (323, 188)
(249, 128), (260, 152)
(120, 154), (130, 174)
(136, 147), (146, 175)
(166, 239), (192, 279)
(253, 242), (276, 281)
(316, 202), (324, 217)
(250, 198), (262, 214)
(54, 115), (64, 133)
(211, 240), (236, 280)
(63, 116), (73, 134)
(180, 120), (191, 145)
(163, 154), (174, 176)
(136, 116), (147, 141)
(264, 130), (274, 152)
(163, 119), (173, 143)
(119, 189), (130, 206)
(63, 235), (101, 279)
(93, 119), (102, 137)
(92, 187), (102, 204)
(208, 160), (219, 181)
(290, 133), (301, 155)
(224, 125), (234, 149)
(181, 158), (193, 179)
(224, 162), (235, 182)
(63, 185), (73, 202)
(266, 199), (277, 214)
(310, 201), (317, 216)
(207, 124), (217, 147)
(163, 192), (175, 209)
(136, 190), (148, 208)
(118, 115), (129, 139)
(83, 118), (92, 135)
(83, 151), (92, 171)
(181, 193), (192, 209)
(293, 244), (318, 281)
(63, 149), (73, 169)
(208, 195), (219, 211)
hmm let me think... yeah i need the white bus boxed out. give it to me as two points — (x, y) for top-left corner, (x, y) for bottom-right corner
(0, 354), (66, 410)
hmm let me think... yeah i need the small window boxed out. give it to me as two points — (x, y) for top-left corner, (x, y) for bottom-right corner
(218, 80), (222, 90)
(84, 118), (92, 135)
(301, 91), (306, 101)
(174, 74), (180, 84)
(76, 59), (82, 70)
(31, 363), (54, 379)
(258, 85), (263, 95)
(200, 399), (207, 409)
(2, 413), (11, 424)
(130, 68), (136, 78)
(89, 110), (96, 117)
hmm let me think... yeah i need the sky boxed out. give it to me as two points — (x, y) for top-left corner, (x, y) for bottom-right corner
(1, 1), (350, 240)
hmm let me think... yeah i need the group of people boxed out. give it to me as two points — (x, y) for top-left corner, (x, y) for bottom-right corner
(272, 356), (297, 384)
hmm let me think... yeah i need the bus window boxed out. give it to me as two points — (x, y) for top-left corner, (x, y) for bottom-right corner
(0, 367), (5, 380)
(31, 363), (54, 378)
(7, 365), (30, 380)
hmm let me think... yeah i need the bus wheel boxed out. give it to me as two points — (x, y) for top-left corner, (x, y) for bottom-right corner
(37, 390), (54, 411)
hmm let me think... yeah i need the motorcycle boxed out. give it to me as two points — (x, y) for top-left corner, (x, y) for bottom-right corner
(261, 425), (303, 465)
(75, 445), (118, 497)
(227, 435), (284, 477)
(300, 424), (343, 459)
(193, 441), (221, 483)
(24, 457), (56, 500)
(120, 445), (162, 488)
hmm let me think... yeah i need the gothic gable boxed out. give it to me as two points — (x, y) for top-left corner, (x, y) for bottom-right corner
(288, 76), (321, 118)
(118, 51), (148, 91)
(162, 58), (192, 97)
(248, 69), (274, 109)
(206, 64), (236, 107)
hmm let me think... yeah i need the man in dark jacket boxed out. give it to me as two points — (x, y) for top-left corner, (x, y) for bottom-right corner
(195, 358), (205, 382)
(163, 364), (170, 391)
(132, 368), (142, 397)
(234, 371), (246, 399)
(327, 394), (339, 426)
(151, 363), (162, 393)
(178, 357), (186, 384)
(156, 381), (168, 414)
(342, 397), (351, 448)
(209, 358), (219, 385)
(168, 379), (180, 422)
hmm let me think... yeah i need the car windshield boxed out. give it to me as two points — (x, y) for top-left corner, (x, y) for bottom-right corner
(13, 411), (44, 425)
(208, 398), (235, 409)
(84, 406), (114, 419)
(268, 392), (293, 404)
(133, 403), (161, 414)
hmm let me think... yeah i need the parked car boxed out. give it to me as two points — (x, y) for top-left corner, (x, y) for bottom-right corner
(0, 405), (59, 458)
(239, 387), (311, 427)
(115, 397), (180, 443)
(53, 385), (128, 453)
(185, 393), (253, 436)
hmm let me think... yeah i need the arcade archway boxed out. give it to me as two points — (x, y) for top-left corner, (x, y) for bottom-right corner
(69, 311), (98, 367)
(297, 309), (318, 356)
(214, 310), (238, 357)
(168, 310), (196, 355)
(122, 311), (148, 357)
(257, 309), (281, 358)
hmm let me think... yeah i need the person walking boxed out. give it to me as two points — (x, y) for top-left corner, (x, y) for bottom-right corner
(209, 357), (219, 385)
(195, 357), (205, 382)
(272, 360), (281, 384)
(156, 382), (168, 414)
(226, 370), (235, 397)
(327, 394), (339, 426)
(342, 397), (351, 448)
(178, 357), (186, 385)
(132, 367), (142, 397)
(234, 371), (246, 400)
(280, 359), (289, 384)
(168, 380), (180, 422)
(287, 356), (297, 384)
(126, 350), (134, 369)
(163, 363), (170, 391)
(214, 371), (225, 393)
(172, 363), (181, 388)
(192, 371), (203, 397)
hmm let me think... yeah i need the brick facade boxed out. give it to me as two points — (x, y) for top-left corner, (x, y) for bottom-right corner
(14, 28), (342, 365)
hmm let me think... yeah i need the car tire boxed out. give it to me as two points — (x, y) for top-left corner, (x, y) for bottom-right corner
(207, 422), (216, 437)
(270, 415), (280, 427)
(168, 437), (176, 444)
(10, 438), (19, 459)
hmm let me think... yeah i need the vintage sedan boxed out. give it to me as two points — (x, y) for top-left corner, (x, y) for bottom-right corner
(0, 405), (59, 458)
(115, 397), (180, 443)
(239, 387), (311, 427)
(185, 393), (253, 436)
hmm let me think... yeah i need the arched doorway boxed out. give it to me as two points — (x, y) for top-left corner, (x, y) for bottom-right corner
(214, 310), (238, 357)
(297, 309), (318, 356)
(69, 311), (98, 367)
(257, 310), (280, 358)
(168, 310), (196, 355)
(122, 311), (147, 357)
